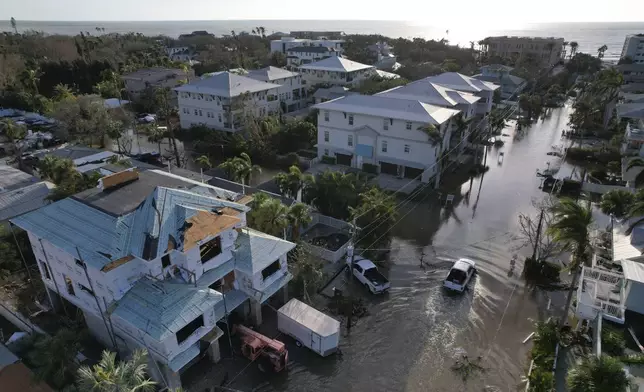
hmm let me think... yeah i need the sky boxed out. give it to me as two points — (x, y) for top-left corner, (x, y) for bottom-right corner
(2, 0), (644, 24)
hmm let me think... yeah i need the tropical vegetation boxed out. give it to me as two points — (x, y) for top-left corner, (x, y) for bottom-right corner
(76, 349), (156, 392)
(567, 355), (630, 392)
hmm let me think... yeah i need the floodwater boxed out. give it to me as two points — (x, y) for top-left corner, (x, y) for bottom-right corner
(184, 105), (593, 392)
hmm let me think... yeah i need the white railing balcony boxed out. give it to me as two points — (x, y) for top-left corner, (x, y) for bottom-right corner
(576, 266), (626, 324)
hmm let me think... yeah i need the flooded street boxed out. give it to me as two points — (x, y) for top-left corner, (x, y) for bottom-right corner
(186, 105), (589, 392)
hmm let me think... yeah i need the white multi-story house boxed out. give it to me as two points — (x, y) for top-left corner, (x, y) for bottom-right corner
(315, 94), (459, 184)
(422, 72), (499, 116)
(376, 80), (481, 150)
(245, 66), (306, 113)
(175, 71), (280, 131)
(10, 169), (295, 389)
(621, 34), (644, 63)
(286, 46), (341, 68)
(299, 57), (376, 87)
(165, 46), (196, 63)
(270, 36), (345, 55)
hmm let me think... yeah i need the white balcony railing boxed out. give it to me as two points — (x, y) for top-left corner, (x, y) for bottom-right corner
(576, 266), (626, 324)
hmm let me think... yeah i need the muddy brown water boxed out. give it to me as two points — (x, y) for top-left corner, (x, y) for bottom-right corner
(183, 105), (607, 392)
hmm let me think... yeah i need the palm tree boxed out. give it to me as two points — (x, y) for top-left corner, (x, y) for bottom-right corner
(1, 119), (27, 168)
(219, 153), (261, 186)
(567, 355), (630, 392)
(600, 189), (635, 218)
(26, 329), (83, 390)
(289, 245), (324, 303)
(53, 83), (75, 101)
(547, 198), (594, 326)
(38, 155), (76, 184)
(625, 158), (644, 187)
(21, 67), (42, 95)
(453, 113), (474, 143)
(10, 17), (17, 34)
(195, 155), (212, 169)
(569, 41), (579, 59)
(597, 44), (608, 60)
(77, 349), (156, 392)
(288, 203), (312, 241)
(275, 165), (306, 199)
(248, 193), (289, 236)
(144, 124), (165, 157)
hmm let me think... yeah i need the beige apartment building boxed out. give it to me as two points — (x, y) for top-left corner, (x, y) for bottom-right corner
(479, 36), (565, 67)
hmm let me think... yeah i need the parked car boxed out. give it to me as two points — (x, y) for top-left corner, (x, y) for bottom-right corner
(347, 256), (390, 294)
(277, 299), (340, 357)
(443, 258), (476, 292)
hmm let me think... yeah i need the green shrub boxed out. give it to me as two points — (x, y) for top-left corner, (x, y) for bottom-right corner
(321, 155), (336, 164)
(362, 162), (378, 174)
(529, 368), (555, 392)
(297, 149), (318, 159)
(601, 325), (626, 356)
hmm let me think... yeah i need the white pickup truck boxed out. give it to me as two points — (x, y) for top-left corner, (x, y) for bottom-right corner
(347, 256), (390, 294)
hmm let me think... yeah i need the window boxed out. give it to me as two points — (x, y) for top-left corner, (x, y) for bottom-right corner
(406, 121), (412, 130)
(324, 148), (329, 156)
(75, 258), (85, 268)
(261, 260), (281, 280)
(324, 131), (329, 142)
(176, 315), (204, 344)
(161, 254), (171, 268)
(199, 236), (222, 263)
(383, 119), (389, 130)
(198, 110), (203, 116)
(404, 144), (410, 154)
(40, 261), (51, 280)
(324, 111), (329, 122)
(194, 109), (198, 115)
(348, 135), (353, 147)
(218, 114), (222, 122)
(381, 141), (388, 153)
(348, 115), (354, 125)
(78, 283), (94, 297)
(64, 275), (75, 296)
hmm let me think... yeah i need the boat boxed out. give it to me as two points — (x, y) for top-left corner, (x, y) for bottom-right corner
(443, 258), (476, 292)
(498, 152), (504, 164)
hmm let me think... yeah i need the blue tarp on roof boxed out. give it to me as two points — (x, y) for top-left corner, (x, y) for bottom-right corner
(112, 277), (223, 341)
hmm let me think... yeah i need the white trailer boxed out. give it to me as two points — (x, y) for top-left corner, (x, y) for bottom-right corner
(277, 299), (340, 357)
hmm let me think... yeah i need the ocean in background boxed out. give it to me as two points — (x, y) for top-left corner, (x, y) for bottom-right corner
(1, 20), (644, 62)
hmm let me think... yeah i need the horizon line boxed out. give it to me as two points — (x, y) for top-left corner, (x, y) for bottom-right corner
(3, 18), (644, 23)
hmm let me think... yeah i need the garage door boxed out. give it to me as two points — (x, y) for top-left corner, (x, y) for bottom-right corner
(335, 153), (353, 166)
(404, 166), (424, 179)
(379, 161), (398, 176)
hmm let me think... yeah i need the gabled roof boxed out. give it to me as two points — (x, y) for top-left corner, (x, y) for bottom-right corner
(473, 73), (526, 87)
(175, 72), (279, 98)
(112, 277), (223, 341)
(377, 81), (481, 107)
(234, 228), (296, 274)
(299, 57), (374, 73)
(423, 72), (499, 93)
(246, 66), (299, 82)
(0, 166), (39, 192)
(314, 94), (460, 125)
(0, 181), (53, 222)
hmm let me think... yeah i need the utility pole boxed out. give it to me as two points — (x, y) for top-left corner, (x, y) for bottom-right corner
(346, 218), (357, 333)
(531, 208), (545, 261)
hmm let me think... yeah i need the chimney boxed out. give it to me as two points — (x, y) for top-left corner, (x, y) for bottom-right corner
(98, 168), (139, 191)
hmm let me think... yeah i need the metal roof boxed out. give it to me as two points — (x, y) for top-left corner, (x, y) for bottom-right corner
(618, 103), (644, 120)
(423, 72), (499, 93)
(34, 146), (105, 161)
(287, 46), (334, 53)
(246, 66), (299, 82)
(0, 166), (40, 192)
(299, 57), (373, 73)
(278, 299), (340, 337)
(112, 277), (223, 341)
(175, 72), (280, 98)
(234, 228), (296, 274)
(612, 224), (644, 261)
(314, 94), (460, 125)
(622, 259), (644, 283)
(12, 172), (249, 268)
(0, 343), (19, 369)
(0, 181), (53, 222)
